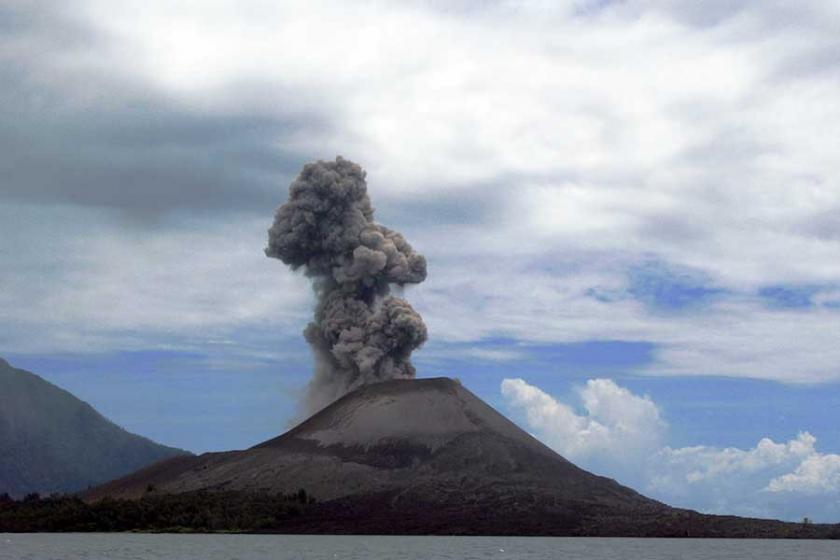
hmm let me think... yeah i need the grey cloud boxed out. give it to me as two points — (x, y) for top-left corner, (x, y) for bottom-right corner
(620, 1), (840, 39)
(0, 1), (98, 46)
(376, 180), (513, 229)
(637, 1), (744, 27)
(800, 207), (840, 241)
(769, 42), (840, 82)
(674, 121), (777, 170)
(0, 1), (324, 223)
(0, 95), (313, 221)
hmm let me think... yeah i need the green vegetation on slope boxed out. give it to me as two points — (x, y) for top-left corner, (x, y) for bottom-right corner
(0, 490), (314, 532)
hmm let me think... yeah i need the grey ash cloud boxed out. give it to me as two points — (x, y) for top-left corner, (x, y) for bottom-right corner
(266, 157), (428, 413)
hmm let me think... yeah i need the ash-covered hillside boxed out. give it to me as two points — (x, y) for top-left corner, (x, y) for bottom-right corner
(0, 357), (189, 498)
(81, 377), (647, 534)
(83, 377), (840, 537)
(88, 377), (649, 508)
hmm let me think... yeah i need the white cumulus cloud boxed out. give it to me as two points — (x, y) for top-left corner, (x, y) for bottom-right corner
(502, 378), (840, 520)
(768, 453), (840, 494)
(501, 377), (665, 478)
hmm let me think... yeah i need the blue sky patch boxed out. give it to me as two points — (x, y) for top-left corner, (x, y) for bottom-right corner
(758, 285), (818, 309)
(627, 261), (725, 312)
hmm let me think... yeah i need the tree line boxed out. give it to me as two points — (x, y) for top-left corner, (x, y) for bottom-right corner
(0, 489), (315, 532)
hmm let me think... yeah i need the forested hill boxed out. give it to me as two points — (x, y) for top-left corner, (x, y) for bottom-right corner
(0, 357), (189, 498)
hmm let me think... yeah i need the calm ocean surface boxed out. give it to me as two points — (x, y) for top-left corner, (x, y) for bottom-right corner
(1, 534), (837, 560)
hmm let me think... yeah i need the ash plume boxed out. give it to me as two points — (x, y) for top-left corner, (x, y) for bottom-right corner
(266, 157), (428, 413)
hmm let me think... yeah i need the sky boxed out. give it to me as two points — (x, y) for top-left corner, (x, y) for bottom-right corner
(2, 0), (840, 522)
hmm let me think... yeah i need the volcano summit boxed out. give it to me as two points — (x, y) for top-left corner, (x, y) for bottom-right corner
(83, 378), (832, 536)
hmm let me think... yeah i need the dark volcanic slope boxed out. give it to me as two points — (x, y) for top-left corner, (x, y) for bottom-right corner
(0, 358), (189, 498)
(86, 377), (840, 536)
(87, 378), (668, 531)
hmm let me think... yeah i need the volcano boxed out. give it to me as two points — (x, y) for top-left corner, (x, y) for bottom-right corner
(84, 378), (836, 536)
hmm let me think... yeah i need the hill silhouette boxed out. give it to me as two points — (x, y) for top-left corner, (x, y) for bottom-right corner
(0, 357), (189, 498)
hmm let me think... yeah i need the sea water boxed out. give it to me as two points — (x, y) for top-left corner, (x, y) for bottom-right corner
(1, 533), (837, 560)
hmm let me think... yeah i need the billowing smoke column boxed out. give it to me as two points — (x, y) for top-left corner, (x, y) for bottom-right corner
(266, 157), (428, 413)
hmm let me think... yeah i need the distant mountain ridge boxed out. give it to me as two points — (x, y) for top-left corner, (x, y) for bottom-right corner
(0, 357), (189, 498)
